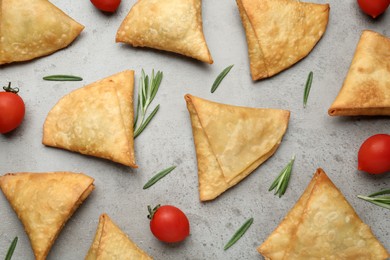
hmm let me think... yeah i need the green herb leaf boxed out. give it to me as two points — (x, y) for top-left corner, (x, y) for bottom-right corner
(224, 218), (253, 250)
(368, 189), (390, 197)
(5, 237), (18, 260)
(357, 189), (390, 210)
(43, 75), (83, 81)
(211, 65), (234, 93)
(303, 71), (313, 108)
(143, 166), (176, 189)
(134, 105), (160, 138)
(134, 70), (163, 138)
(269, 155), (295, 197)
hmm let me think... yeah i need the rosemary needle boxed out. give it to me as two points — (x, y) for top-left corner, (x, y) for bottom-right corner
(143, 166), (176, 189)
(5, 237), (18, 260)
(211, 65), (234, 93)
(134, 105), (159, 138)
(224, 218), (253, 250)
(303, 71), (313, 108)
(269, 155), (295, 197)
(357, 189), (390, 210)
(43, 75), (83, 81)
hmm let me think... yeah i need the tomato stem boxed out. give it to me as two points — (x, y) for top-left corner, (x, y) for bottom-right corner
(147, 204), (160, 220)
(3, 82), (19, 94)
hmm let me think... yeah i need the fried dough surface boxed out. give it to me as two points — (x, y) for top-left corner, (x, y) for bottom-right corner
(0, 172), (94, 260)
(329, 31), (390, 116)
(258, 169), (389, 260)
(43, 70), (137, 167)
(0, 0), (83, 65)
(185, 94), (289, 201)
(116, 0), (213, 63)
(237, 0), (329, 80)
(86, 214), (152, 260)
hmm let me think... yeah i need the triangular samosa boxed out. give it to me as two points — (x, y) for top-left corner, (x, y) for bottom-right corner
(258, 168), (389, 260)
(86, 214), (152, 260)
(328, 30), (390, 116)
(185, 94), (290, 201)
(0, 0), (84, 65)
(0, 172), (95, 260)
(116, 0), (213, 64)
(43, 70), (137, 167)
(236, 0), (329, 80)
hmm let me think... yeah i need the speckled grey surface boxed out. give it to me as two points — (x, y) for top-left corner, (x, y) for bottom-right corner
(0, 0), (389, 259)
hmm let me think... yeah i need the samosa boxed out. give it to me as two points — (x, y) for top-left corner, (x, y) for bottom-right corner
(328, 30), (390, 116)
(236, 0), (329, 80)
(43, 70), (137, 167)
(0, 172), (94, 260)
(86, 214), (152, 260)
(116, 0), (213, 64)
(0, 0), (84, 65)
(258, 168), (389, 259)
(185, 94), (289, 201)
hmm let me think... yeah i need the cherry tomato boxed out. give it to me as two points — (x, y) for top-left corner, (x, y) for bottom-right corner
(148, 205), (190, 243)
(358, 134), (390, 174)
(0, 83), (25, 134)
(90, 0), (121, 12)
(357, 0), (390, 18)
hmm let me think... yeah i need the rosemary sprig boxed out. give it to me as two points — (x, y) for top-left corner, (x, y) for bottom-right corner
(134, 69), (163, 138)
(303, 71), (313, 108)
(357, 189), (390, 210)
(269, 155), (295, 197)
(224, 218), (253, 250)
(43, 75), (83, 81)
(143, 166), (176, 189)
(5, 237), (18, 260)
(211, 64), (234, 93)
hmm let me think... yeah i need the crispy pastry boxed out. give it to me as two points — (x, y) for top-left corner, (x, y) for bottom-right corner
(0, 172), (95, 260)
(86, 214), (152, 260)
(258, 168), (390, 260)
(185, 94), (290, 201)
(328, 30), (390, 116)
(116, 0), (213, 64)
(43, 70), (137, 167)
(236, 0), (329, 80)
(0, 0), (84, 65)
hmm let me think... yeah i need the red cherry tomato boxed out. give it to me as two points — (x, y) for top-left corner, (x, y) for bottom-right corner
(0, 83), (25, 134)
(358, 134), (390, 174)
(357, 0), (390, 18)
(148, 205), (190, 243)
(90, 0), (121, 12)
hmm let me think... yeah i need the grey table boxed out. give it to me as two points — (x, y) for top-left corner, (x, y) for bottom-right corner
(1, 0), (389, 259)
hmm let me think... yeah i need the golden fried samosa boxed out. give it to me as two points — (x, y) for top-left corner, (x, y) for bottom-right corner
(328, 30), (390, 116)
(0, 172), (95, 260)
(258, 168), (389, 260)
(86, 214), (152, 260)
(0, 0), (84, 65)
(236, 0), (329, 80)
(185, 94), (290, 201)
(43, 70), (137, 167)
(116, 0), (213, 64)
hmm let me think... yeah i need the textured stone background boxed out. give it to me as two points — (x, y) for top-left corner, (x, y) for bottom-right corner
(0, 0), (389, 259)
